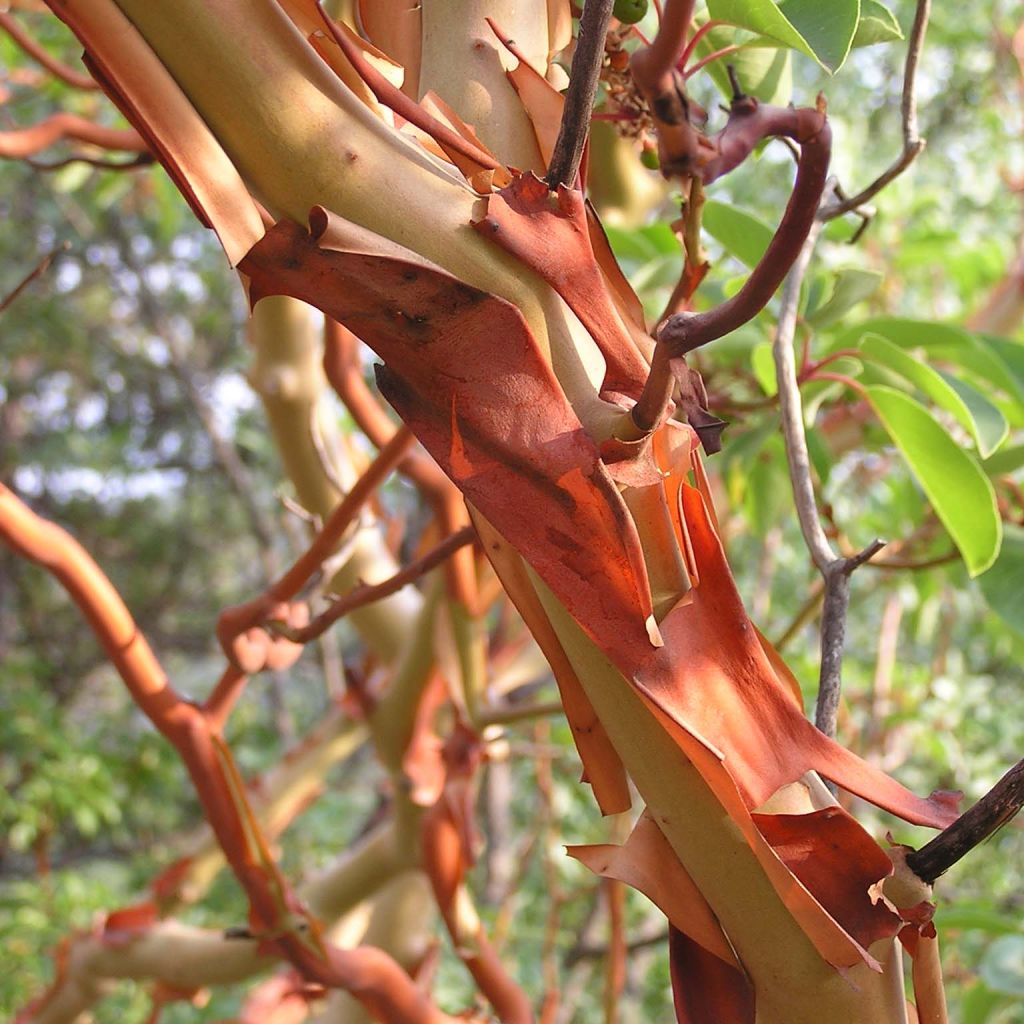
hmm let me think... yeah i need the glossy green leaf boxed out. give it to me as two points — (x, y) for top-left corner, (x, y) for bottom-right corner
(866, 386), (1002, 576)
(843, 318), (1024, 405)
(978, 525), (1024, 636)
(806, 269), (882, 328)
(851, 0), (903, 47)
(778, 0), (860, 71)
(984, 444), (1024, 476)
(859, 333), (1008, 457)
(980, 935), (1024, 996)
(702, 200), (774, 268)
(708, 0), (858, 71)
(936, 370), (1009, 458)
(936, 905), (1023, 935)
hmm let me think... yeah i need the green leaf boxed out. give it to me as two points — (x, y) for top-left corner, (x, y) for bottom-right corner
(984, 444), (1024, 476)
(859, 333), (1008, 457)
(962, 984), (1009, 1024)
(750, 341), (777, 396)
(978, 525), (1024, 636)
(806, 269), (882, 328)
(980, 935), (1024, 996)
(935, 370), (1009, 459)
(936, 905), (1023, 935)
(843, 318), (1024, 405)
(708, 0), (858, 71)
(851, 0), (903, 47)
(702, 200), (774, 268)
(778, 0), (860, 72)
(866, 386), (1002, 576)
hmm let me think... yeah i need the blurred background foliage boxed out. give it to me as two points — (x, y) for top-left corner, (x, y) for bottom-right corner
(2, 1), (1024, 1021)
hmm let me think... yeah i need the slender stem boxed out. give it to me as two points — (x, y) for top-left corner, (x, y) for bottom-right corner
(638, 0), (697, 84)
(814, 572), (850, 735)
(272, 526), (476, 644)
(630, 339), (675, 433)
(820, 0), (931, 220)
(203, 665), (249, 731)
(0, 242), (68, 314)
(773, 578), (825, 654)
(683, 44), (743, 79)
(658, 106), (832, 355)
(907, 758), (1024, 884)
(679, 19), (724, 70)
(27, 152), (152, 172)
(216, 427), (414, 663)
(480, 700), (565, 727)
(546, 0), (615, 188)
(0, 11), (100, 89)
(772, 225), (835, 573)
(770, 224), (885, 739)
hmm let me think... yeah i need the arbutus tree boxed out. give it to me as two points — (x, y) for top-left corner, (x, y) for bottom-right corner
(2, 1), (1024, 1022)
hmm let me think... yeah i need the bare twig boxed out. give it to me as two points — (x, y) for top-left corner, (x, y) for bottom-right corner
(0, 11), (100, 90)
(216, 427), (414, 665)
(0, 112), (146, 159)
(26, 152), (153, 172)
(820, 0), (931, 221)
(269, 525), (476, 645)
(770, 222), (884, 738)
(773, 578), (825, 654)
(545, 0), (615, 188)
(0, 241), (67, 314)
(907, 758), (1024, 884)
(480, 700), (565, 727)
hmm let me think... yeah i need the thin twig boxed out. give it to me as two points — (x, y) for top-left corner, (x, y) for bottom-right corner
(268, 525), (476, 645)
(819, 0), (931, 221)
(480, 700), (565, 727)
(546, 0), (615, 188)
(26, 152), (153, 172)
(216, 427), (414, 664)
(770, 221), (883, 738)
(0, 11), (100, 90)
(0, 242), (68, 314)
(907, 758), (1024, 884)
(773, 578), (825, 654)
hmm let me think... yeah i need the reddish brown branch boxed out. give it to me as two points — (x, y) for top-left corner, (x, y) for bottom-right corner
(630, 100), (830, 433)
(0, 11), (100, 90)
(216, 426), (414, 669)
(421, 729), (534, 1024)
(0, 484), (457, 1024)
(270, 525), (477, 645)
(657, 103), (831, 357)
(0, 112), (145, 158)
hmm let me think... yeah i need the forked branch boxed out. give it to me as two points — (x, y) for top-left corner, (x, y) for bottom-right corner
(820, 0), (931, 221)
